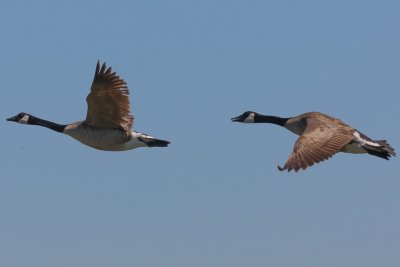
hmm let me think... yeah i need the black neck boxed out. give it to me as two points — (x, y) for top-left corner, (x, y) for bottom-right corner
(28, 115), (67, 133)
(254, 114), (289, 126)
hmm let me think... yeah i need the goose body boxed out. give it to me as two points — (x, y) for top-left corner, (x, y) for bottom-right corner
(7, 62), (170, 151)
(63, 121), (165, 151)
(231, 111), (395, 172)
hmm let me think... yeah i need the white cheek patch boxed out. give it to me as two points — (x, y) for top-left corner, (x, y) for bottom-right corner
(243, 113), (255, 123)
(353, 131), (380, 147)
(18, 114), (30, 124)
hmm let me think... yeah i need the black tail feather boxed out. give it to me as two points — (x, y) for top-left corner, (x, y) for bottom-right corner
(146, 139), (170, 147)
(364, 140), (396, 160)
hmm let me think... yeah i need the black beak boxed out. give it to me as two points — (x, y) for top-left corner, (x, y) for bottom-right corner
(231, 116), (240, 122)
(7, 115), (18, 122)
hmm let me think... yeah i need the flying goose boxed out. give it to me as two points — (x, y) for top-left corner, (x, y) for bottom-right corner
(231, 111), (395, 172)
(7, 61), (170, 151)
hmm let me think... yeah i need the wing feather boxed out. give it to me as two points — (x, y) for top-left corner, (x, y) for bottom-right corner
(278, 117), (354, 172)
(85, 61), (134, 131)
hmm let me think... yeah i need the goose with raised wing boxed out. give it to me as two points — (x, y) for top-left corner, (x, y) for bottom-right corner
(231, 111), (395, 172)
(7, 61), (170, 151)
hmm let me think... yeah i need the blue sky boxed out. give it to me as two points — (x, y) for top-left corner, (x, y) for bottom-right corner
(1, 1), (399, 266)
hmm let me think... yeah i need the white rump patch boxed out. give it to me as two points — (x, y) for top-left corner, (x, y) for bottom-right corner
(19, 114), (30, 124)
(353, 131), (380, 147)
(243, 112), (255, 123)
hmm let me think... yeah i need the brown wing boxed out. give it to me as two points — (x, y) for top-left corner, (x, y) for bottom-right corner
(85, 61), (134, 131)
(278, 117), (354, 172)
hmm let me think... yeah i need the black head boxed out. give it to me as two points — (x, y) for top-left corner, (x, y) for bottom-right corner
(231, 111), (257, 123)
(7, 112), (30, 123)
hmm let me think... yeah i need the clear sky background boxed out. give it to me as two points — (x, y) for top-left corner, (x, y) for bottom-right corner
(1, 1), (399, 266)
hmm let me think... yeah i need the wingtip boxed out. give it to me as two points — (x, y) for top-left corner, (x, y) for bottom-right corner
(95, 60), (101, 75)
(277, 165), (300, 172)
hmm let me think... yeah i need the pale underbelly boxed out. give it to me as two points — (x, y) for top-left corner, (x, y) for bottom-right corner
(340, 142), (367, 154)
(63, 125), (144, 151)
(73, 137), (131, 151)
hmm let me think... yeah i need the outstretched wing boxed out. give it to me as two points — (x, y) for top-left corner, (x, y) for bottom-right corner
(85, 61), (134, 131)
(278, 117), (354, 172)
